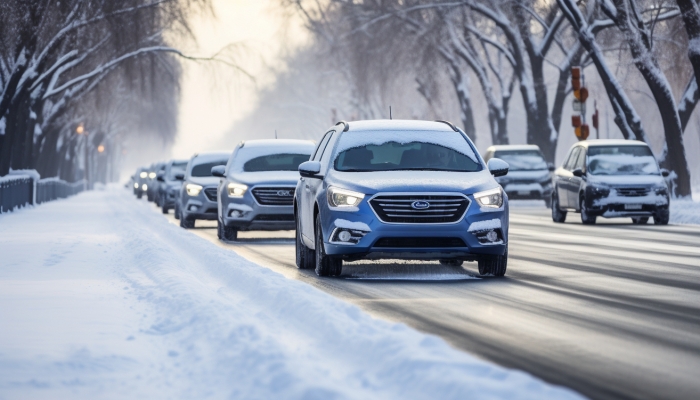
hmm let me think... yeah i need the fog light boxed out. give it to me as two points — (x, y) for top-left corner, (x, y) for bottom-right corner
(229, 210), (243, 218)
(486, 230), (498, 242)
(338, 230), (352, 242)
(189, 205), (198, 211)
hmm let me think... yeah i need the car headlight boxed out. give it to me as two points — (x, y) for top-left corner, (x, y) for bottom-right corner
(186, 183), (203, 196)
(474, 187), (503, 209)
(328, 187), (365, 208)
(139, 172), (147, 179)
(227, 182), (248, 198)
(590, 184), (610, 195)
(134, 182), (139, 189)
(148, 172), (156, 179)
(654, 185), (668, 195)
(142, 184), (147, 190)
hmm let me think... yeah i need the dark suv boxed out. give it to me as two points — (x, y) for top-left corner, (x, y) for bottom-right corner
(551, 140), (670, 225)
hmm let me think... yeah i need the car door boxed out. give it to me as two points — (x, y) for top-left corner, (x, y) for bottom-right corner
(557, 147), (578, 208)
(569, 147), (587, 210)
(302, 130), (333, 243)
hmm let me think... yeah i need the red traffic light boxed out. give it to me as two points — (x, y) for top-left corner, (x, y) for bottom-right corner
(572, 115), (582, 127)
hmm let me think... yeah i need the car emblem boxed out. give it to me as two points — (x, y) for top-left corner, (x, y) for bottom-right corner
(411, 201), (430, 210)
(277, 190), (291, 197)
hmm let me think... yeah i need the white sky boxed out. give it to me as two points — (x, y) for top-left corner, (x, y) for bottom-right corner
(171, 0), (308, 159)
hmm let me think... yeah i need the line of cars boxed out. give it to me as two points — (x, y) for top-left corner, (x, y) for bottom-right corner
(130, 119), (671, 278)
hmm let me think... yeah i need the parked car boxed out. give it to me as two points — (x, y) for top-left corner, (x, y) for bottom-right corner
(133, 167), (149, 199)
(551, 139), (670, 225)
(483, 145), (554, 207)
(177, 152), (230, 229)
(294, 120), (510, 277)
(212, 139), (315, 241)
(156, 159), (188, 214)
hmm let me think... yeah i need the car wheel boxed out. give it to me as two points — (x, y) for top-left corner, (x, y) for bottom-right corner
(478, 245), (508, 277)
(217, 218), (223, 240)
(180, 214), (195, 229)
(174, 203), (181, 220)
(161, 204), (169, 214)
(223, 224), (237, 241)
(544, 196), (552, 209)
(654, 210), (670, 225)
(439, 259), (463, 267)
(551, 193), (566, 223)
(296, 212), (315, 269)
(137, 192), (142, 199)
(632, 217), (649, 224)
(580, 196), (596, 225)
(314, 214), (342, 277)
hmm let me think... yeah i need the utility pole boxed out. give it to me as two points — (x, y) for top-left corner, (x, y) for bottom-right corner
(77, 123), (88, 190)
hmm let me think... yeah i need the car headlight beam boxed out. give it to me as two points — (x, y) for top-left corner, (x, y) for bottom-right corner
(227, 182), (248, 198)
(474, 187), (503, 209)
(328, 187), (365, 208)
(186, 183), (203, 196)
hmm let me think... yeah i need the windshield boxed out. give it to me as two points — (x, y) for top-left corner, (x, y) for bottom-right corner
(334, 131), (480, 172)
(587, 146), (659, 176)
(494, 150), (547, 171)
(191, 160), (227, 177)
(168, 162), (187, 180)
(244, 153), (310, 172)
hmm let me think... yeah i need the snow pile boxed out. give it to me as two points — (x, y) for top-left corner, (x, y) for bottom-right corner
(0, 189), (581, 399)
(670, 197), (700, 225)
(468, 218), (502, 232)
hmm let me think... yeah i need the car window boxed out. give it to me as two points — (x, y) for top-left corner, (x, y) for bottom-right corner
(190, 159), (227, 177)
(243, 153), (312, 172)
(587, 145), (660, 176)
(333, 130), (481, 172)
(493, 150), (547, 171)
(312, 131), (333, 161)
(168, 162), (187, 179)
(564, 147), (581, 171)
(574, 148), (587, 171)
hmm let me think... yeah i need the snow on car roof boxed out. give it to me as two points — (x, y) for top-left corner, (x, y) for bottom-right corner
(346, 119), (455, 132)
(241, 139), (315, 148)
(487, 145), (541, 152)
(580, 139), (649, 147)
(191, 151), (230, 163)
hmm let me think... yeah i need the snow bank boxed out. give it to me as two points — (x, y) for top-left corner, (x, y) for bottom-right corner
(670, 198), (700, 225)
(0, 189), (581, 399)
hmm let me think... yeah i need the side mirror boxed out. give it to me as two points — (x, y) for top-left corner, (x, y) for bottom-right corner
(174, 172), (185, 181)
(548, 163), (555, 172)
(487, 158), (509, 177)
(299, 161), (322, 178)
(211, 165), (226, 178)
(660, 168), (670, 178)
(572, 168), (584, 177)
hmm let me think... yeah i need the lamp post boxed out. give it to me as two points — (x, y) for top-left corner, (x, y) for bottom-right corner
(76, 124), (88, 190)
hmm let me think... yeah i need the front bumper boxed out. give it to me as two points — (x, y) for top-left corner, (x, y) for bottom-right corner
(503, 182), (551, 200)
(182, 188), (218, 220)
(321, 199), (509, 262)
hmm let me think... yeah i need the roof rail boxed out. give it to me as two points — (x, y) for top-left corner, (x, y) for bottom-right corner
(435, 120), (459, 132)
(239, 140), (245, 148)
(335, 121), (350, 132)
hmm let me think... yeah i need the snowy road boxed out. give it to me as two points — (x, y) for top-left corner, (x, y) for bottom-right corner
(167, 204), (700, 400)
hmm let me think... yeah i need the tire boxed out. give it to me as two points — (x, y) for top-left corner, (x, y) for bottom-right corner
(654, 210), (669, 225)
(296, 212), (315, 269)
(161, 203), (169, 214)
(580, 196), (596, 225)
(632, 217), (649, 225)
(551, 192), (566, 223)
(174, 203), (181, 220)
(137, 192), (143, 199)
(180, 214), (195, 229)
(439, 259), (463, 267)
(314, 214), (342, 277)
(217, 218), (223, 240)
(478, 245), (508, 277)
(223, 224), (238, 241)
(544, 196), (552, 209)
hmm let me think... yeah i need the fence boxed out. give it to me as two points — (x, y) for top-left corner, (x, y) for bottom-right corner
(0, 172), (85, 213)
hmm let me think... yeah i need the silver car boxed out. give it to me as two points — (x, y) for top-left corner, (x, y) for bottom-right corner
(211, 139), (315, 241)
(177, 152), (230, 229)
(483, 145), (554, 207)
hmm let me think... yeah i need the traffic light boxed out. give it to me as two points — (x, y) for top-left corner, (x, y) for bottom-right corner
(571, 66), (590, 141)
(575, 124), (590, 140)
(571, 67), (581, 90)
(572, 115), (582, 127)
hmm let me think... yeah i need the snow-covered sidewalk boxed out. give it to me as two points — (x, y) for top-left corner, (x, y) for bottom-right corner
(0, 188), (580, 399)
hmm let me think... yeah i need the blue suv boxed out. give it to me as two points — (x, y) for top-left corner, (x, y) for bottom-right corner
(294, 120), (510, 277)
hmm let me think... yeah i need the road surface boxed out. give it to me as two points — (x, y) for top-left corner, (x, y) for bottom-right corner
(161, 204), (700, 400)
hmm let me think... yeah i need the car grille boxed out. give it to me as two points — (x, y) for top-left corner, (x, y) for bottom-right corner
(616, 187), (650, 197)
(204, 187), (218, 202)
(369, 194), (469, 223)
(253, 214), (294, 222)
(252, 187), (295, 206)
(373, 237), (467, 248)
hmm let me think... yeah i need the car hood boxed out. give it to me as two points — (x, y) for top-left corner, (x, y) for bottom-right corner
(229, 171), (300, 186)
(326, 170), (498, 195)
(587, 174), (666, 187)
(187, 176), (221, 186)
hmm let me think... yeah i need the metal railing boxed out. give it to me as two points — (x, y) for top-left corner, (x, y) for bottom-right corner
(0, 176), (33, 213)
(0, 173), (85, 213)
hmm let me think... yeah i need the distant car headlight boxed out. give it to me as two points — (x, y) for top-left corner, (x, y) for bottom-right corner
(474, 187), (503, 209)
(227, 182), (248, 198)
(186, 183), (203, 196)
(134, 182), (139, 189)
(654, 185), (668, 195)
(142, 184), (148, 190)
(148, 172), (156, 179)
(328, 187), (365, 208)
(139, 172), (147, 179)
